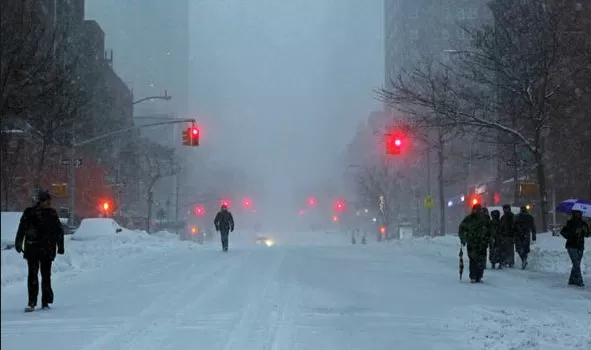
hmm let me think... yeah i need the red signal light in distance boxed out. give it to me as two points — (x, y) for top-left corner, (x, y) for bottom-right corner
(335, 199), (345, 212)
(191, 127), (199, 135)
(195, 205), (205, 216)
(102, 202), (110, 211)
(307, 197), (316, 206)
(220, 199), (231, 208)
(242, 198), (252, 208)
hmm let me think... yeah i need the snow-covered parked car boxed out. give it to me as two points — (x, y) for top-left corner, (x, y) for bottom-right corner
(71, 218), (123, 241)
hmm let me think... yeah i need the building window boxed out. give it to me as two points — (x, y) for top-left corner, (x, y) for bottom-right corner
(442, 6), (451, 20)
(457, 8), (466, 20)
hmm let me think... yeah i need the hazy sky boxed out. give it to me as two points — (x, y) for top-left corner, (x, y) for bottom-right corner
(86, 0), (382, 199)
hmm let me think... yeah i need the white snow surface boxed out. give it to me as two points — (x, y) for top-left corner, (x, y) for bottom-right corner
(1, 230), (590, 350)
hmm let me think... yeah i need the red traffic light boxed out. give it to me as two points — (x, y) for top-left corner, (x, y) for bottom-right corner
(195, 205), (205, 216)
(242, 198), (252, 208)
(332, 215), (339, 222)
(385, 129), (406, 155)
(307, 196), (316, 206)
(493, 193), (500, 204)
(220, 199), (231, 208)
(191, 127), (199, 135)
(468, 193), (481, 207)
(102, 202), (110, 211)
(334, 199), (345, 212)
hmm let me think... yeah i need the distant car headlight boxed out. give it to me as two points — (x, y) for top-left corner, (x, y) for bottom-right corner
(264, 239), (274, 247)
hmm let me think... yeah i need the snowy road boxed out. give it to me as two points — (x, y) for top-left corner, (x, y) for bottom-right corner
(2, 237), (590, 350)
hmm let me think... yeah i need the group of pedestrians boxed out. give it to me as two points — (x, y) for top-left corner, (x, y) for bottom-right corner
(459, 203), (589, 286)
(459, 204), (536, 283)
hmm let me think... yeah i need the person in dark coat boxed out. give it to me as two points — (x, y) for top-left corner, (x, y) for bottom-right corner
(214, 204), (234, 252)
(560, 210), (590, 287)
(488, 210), (503, 269)
(459, 204), (490, 283)
(513, 206), (537, 269)
(499, 204), (516, 268)
(481, 207), (491, 269)
(14, 190), (65, 311)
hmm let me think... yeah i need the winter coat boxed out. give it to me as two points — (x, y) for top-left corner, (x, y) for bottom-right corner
(514, 212), (536, 253)
(499, 212), (515, 238)
(560, 218), (590, 250)
(214, 210), (234, 233)
(489, 217), (503, 263)
(15, 205), (64, 261)
(459, 213), (490, 250)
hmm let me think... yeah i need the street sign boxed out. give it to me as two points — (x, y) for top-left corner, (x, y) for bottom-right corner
(424, 196), (434, 209)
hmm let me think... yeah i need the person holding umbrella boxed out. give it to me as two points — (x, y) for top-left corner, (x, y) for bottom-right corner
(559, 209), (590, 287)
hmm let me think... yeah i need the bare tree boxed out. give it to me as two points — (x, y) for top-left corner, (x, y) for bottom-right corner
(354, 158), (404, 238)
(136, 139), (178, 233)
(379, 0), (589, 231)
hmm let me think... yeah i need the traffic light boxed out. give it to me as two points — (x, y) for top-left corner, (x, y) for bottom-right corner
(385, 129), (405, 155)
(334, 199), (345, 213)
(493, 193), (500, 205)
(307, 196), (316, 206)
(195, 205), (205, 216)
(242, 198), (252, 209)
(468, 193), (481, 207)
(103, 201), (110, 211)
(220, 199), (231, 208)
(182, 129), (190, 145)
(332, 215), (339, 223)
(182, 126), (200, 146)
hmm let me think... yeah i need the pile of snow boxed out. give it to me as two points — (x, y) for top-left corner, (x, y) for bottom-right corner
(390, 232), (588, 277)
(1, 219), (191, 287)
(529, 233), (589, 278)
(0, 212), (22, 249)
(454, 306), (591, 349)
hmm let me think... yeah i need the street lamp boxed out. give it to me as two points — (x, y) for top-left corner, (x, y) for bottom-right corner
(133, 90), (172, 105)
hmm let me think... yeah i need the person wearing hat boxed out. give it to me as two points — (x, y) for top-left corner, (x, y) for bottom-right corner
(14, 190), (65, 312)
(513, 205), (537, 269)
(560, 209), (590, 287)
(459, 204), (490, 283)
(214, 204), (235, 252)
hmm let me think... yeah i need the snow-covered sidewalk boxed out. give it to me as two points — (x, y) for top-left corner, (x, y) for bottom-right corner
(1, 226), (195, 287)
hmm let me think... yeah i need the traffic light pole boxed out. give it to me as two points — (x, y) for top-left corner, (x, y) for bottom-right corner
(67, 118), (196, 225)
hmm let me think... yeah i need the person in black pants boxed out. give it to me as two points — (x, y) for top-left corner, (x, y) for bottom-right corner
(560, 210), (590, 287)
(15, 190), (65, 311)
(214, 204), (234, 252)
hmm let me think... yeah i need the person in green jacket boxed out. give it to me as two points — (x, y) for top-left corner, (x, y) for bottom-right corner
(459, 204), (490, 283)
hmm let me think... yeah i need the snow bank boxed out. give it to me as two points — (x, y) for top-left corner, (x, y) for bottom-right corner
(529, 233), (589, 278)
(1, 212), (22, 249)
(0, 228), (188, 287)
(454, 306), (591, 350)
(391, 232), (589, 277)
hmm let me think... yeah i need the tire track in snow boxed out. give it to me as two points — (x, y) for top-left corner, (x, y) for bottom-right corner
(220, 250), (292, 350)
(81, 252), (236, 350)
(125, 251), (257, 350)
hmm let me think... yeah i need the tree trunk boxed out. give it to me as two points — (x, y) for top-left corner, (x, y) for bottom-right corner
(34, 138), (48, 191)
(535, 153), (549, 232)
(437, 137), (446, 235)
(146, 191), (153, 233)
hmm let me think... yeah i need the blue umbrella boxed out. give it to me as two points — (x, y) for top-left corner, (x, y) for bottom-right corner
(556, 199), (591, 218)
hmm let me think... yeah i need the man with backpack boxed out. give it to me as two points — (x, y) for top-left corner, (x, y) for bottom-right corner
(14, 190), (65, 312)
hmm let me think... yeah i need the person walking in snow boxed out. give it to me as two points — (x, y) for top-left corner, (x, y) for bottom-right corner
(481, 207), (491, 269)
(560, 210), (590, 287)
(488, 210), (503, 269)
(459, 204), (490, 283)
(214, 204), (234, 252)
(14, 190), (65, 312)
(499, 204), (516, 268)
(513, 206), (537, 269)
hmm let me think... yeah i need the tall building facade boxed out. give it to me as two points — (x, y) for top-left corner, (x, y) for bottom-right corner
(384, 0), (489, 89)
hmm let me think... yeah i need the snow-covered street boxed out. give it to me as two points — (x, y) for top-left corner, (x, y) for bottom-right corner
(1, 232), (590, 350)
